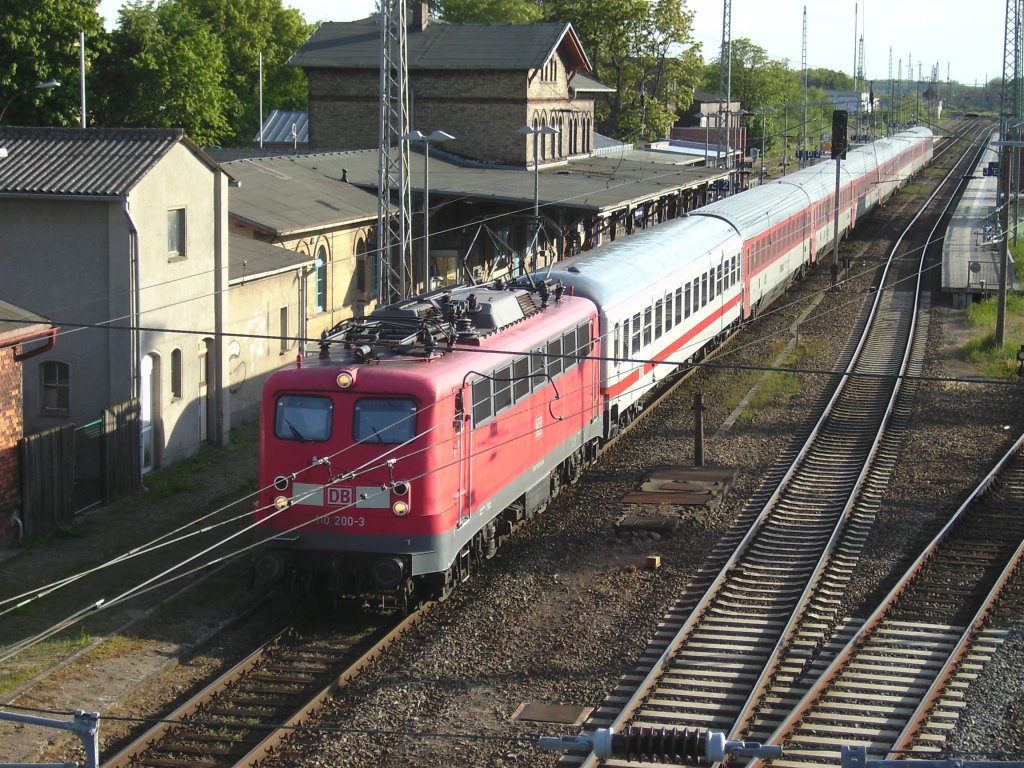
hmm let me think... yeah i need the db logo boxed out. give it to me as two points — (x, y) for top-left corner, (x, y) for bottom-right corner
(534, 415), (543, 440)
(326, 486), (355, 506)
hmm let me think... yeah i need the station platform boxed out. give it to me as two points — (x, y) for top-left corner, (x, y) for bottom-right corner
(941, 132), (1021, 307)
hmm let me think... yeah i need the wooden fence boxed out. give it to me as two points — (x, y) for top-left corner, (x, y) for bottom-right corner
(20, 399), (141, 538)
(20, 423), (75, 537)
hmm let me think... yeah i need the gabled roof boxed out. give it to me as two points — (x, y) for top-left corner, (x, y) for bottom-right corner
(224, 155), (378, 236)
(229, 234), (315, 284)
(0, 127), (228, 198)
(289, 19), (590, 73)
(570, 72), (615, 94)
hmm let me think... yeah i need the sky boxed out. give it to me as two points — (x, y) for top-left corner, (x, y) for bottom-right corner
(96, 0), (1003, 88)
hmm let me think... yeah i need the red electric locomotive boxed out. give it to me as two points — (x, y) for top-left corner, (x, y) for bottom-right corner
(255, 279), (601, 609)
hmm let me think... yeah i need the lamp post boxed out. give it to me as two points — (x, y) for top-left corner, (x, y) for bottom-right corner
(0, 80), (61, 124)
(402, 128), (455, 294)
(517, 124), (559, 274)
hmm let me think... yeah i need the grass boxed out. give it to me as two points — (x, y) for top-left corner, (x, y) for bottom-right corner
(90, 633), (146, 661)
(962, 294), (1024, 378)
(0, 632), (92, 697)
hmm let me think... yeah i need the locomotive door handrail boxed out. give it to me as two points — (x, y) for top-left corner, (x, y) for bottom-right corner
(456, 387), (471, 527)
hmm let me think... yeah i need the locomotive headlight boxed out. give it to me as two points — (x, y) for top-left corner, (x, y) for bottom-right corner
(336, 371), (354, 388)
(392, 500), (410, 516)
(392, 480), (410, 496)
(273, 495), (290, 510)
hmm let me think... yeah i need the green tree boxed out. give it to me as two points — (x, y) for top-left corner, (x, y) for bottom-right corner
(178, 0), (312, 144)
(439, 0), (543, 23)
(95, 1), (234, 145)
(0, 0), (109, 127)
(546, 0), (702, 141)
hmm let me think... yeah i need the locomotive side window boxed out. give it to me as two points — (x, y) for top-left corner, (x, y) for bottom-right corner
(547, 337), (563, 377)
(531, 351), (546, 390)
(577, 322), (591, 358)
(275, 395), (333, 442)
(513, 356), (531, 400)
(493, 365), (513, 414)
(562, 330), (578, 371)
(354, 398), (417, 443)
(472, 378), (492, 426)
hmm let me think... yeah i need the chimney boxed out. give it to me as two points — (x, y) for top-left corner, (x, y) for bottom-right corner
(411, 2), (429, 31)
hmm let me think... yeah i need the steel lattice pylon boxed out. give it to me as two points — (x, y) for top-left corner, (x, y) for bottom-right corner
(377, 0), (413, 302)
(718, 0), (732, 189)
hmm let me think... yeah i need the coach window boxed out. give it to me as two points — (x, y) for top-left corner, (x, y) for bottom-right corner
(684, 283), (691, 318)
(493, 366), (513, 413)
(717, 263), (723, 295)
(276, 394), (333, 442)
(355, 398), (417, 443)
(631, 312), (642, 354)
(613, 323), (621, 367)
(643, 306), (653, 346)
(701, 273), (708, 307)
(708, 269), (716, 302)
(472, 378), (492, 426)
(655, 300), (664, 339)
(664, 295), (673, 332)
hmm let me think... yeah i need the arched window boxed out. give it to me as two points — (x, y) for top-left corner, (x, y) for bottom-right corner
(170, 348), (182, 399)
(541, 117), (548, 160)
(39, 360), (69, 415)
(355, 237), (367, 295)
(315, 244), (328, 312)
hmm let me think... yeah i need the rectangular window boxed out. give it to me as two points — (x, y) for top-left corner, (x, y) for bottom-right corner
(562, 330), (578, 372)
(701, 273), (708, 307)
(717, 264), (723, 295)
(40, 361), (70, 415)
(513, 356), (531, 401)
(655, 300), (664, 339)
(631, 312), (641, 354)
(354, 398), (417, 443)
(577, 323), (591, 359)
(613, 322), (621, 367)
(643, 306), (653, 346)
(546, 336), (563, 378)
(275, 394), (332, 442)
(472, 378), (492, 425)
(684, 283), (691, 318)
(675, 288), (683, 323)
(708, 269), (716, 302)
(279, 306), (289, 353)
(167, 208), (186, 258)
(493, 366), (513, 413)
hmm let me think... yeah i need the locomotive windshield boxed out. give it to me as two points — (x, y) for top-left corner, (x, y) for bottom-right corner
(275, 394), (333, 442)
(354, 398), (417, 444)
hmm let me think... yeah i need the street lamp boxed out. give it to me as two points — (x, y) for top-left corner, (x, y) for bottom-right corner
(517, 124), (559, 274)
(0, 80), (61, 124)
(402, 128), (454, 293)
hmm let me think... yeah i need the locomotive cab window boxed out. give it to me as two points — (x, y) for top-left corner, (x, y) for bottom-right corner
(354, 398), (417, 443)
(493, 365), (513, 413)
(275, 394), (333, 442)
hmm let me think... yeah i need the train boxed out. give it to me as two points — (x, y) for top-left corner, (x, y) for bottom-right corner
(253, 128), (934, 610)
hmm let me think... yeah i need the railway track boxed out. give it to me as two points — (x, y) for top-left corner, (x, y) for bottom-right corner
(104, 609), (425, 768)
(559, 122), (993, 767)
(747, 433), (1024, 766)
